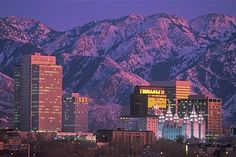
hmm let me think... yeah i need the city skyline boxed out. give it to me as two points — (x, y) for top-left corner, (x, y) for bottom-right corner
(0, 1), (235, 156)
(0, 51), (234, 156)
(0, 12), (235, 131)
(12, 52), (221, 138)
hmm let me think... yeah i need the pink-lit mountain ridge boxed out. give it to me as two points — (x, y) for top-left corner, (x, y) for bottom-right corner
(0, 13), (235, 130)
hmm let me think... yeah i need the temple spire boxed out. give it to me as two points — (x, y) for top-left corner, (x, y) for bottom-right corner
(159, 109), (165, 123)
(183, 109), (189, 123)
(192, 104), (196, 114)
(173, 104), (179, 123)
(190, 104), (198, 122)
(165, 104), (173, 121)
(198, 111), (204, 123)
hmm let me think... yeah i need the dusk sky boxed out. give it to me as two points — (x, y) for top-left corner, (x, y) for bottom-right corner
(0, 0), (236, 31)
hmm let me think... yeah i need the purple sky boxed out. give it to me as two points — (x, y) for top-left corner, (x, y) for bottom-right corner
(0, 0), (235, 31)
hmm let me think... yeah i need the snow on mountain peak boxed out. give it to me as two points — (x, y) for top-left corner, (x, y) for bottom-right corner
(191, 13), (236, 40)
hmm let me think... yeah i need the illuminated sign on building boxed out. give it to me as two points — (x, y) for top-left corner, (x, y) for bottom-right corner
(131, 86), (167, 116)
(139, 89), (165, 95)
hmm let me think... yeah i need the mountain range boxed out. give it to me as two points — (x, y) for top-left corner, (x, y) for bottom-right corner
(0, 13), (235, 130)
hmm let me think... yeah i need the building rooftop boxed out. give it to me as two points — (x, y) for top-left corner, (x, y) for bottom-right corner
(119, 115), (159, 118)
(150, 80), (190, 87)
(96, 129), (154, 133)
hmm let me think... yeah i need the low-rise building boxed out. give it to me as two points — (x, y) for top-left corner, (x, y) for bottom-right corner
(96, 130), (155, 147)
(118, 116), (158, 138)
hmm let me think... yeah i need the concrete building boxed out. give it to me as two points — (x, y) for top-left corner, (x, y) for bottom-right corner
(62, 93), (89, 132)
(14, 52), (62, 132)
(130, 86), (167, 116)
(118, 116), (158, 138)
(178, 95), (222, 140)
(55, 132), (95, 141)
(96, 130), (155, 147)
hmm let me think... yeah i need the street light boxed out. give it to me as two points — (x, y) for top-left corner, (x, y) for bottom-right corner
(28, 144), (30, 157)
(160, 151), (163, 156)
(186, 144), (189, 156)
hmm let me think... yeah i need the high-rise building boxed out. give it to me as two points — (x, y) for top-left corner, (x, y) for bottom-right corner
(62, 93), (89, 132)
(178, 95), (222, 140)
(130, 86), (167, 116)
(13, 66), (21, 130)
(150, 81), (191, 111)
(14, 52), (62, 132)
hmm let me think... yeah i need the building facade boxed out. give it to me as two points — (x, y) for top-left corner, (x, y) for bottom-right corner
(119, 105), (205, 141)
(178, 95), (222, 140)
(118, 116), (158, 138)
(130, 86), (167, 116)
(62, 93), (89, 132)
(14, 52), (62, 132)
(13, 66), (21, 130)
(96, 130), (155, 147)
(150, 81), (190, 112)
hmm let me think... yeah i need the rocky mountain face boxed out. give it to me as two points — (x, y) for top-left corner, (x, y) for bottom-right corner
(0, 13), (235, 130)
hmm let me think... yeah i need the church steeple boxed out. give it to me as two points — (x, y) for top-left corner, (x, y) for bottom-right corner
(198, 111), (204, 123)
(165, 104), (173, 121)
(190, 104), (198, 122)
(192, 104), (196, 114)
(173, 105), (179, 123)
(159, 109), (165, 123)
(183, 110), (190, 123)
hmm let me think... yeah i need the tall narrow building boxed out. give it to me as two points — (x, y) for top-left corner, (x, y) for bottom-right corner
(14, 52), (62, 132)
(13, 66), (21, 130)
(62, 93), (89, 132)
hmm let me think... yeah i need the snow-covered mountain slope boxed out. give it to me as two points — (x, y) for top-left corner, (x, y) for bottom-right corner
(61, 55), (149, 105)
(0, 16), (61, 44)
(0, 13), (235, 129)
(191, 13), (236, 41)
